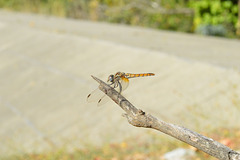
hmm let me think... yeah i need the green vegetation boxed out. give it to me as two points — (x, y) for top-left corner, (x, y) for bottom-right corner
(2, 128), (240, 160)
(0, 0), (239, 37)
(189, 0), (239, 37)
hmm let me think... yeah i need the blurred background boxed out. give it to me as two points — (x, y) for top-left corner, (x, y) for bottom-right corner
(0, 0), (240, 38)
(0, 0), (240, 160)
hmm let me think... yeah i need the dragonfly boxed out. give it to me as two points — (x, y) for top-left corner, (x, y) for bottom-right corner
(87, 72), (155, 106)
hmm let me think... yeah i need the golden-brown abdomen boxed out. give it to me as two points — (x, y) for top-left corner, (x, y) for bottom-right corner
(125, 73), (155, 78)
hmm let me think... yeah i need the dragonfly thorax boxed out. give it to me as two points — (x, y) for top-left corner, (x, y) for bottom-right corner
(107, 72), (125, 84)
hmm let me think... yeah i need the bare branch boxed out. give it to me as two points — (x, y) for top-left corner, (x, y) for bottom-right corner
(91, 75), (240, 160)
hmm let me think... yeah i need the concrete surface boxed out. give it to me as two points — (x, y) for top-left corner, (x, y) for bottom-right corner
(0, 10), (240, 155)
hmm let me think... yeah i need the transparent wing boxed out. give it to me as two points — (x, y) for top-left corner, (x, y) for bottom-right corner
(97, 94), (110, 106)
(118, 76), (129, 93)
(97, 79), (128, 106)
(87, 76), (129, 106)
(87, 87), (104, 102)
(87, 87), (110, 106)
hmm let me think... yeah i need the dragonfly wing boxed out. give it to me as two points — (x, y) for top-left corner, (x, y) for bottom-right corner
(87, 87), (110, 106)
(97, 94), (110, 106)
(119, 76), (129, 92)
(87, 75), (130, 106)
(97, 77), (128, 105)
(87, 87), (105, 103)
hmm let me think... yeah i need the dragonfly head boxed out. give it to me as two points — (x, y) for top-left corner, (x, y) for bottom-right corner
(107, 74), (114, 84)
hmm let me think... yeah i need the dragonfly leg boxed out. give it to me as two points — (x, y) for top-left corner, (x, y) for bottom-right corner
(113, 81), (118, 88)
(109, 81), (114, 85)
(118, 81), (122, 93)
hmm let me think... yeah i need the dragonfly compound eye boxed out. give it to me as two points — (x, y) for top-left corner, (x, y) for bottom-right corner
(108, 75), (114, 83)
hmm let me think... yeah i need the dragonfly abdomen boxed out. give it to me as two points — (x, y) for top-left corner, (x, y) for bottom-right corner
(126, 73), (155, 78)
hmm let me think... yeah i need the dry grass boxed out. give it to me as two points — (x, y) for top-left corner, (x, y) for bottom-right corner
(2, 128), (239, 160)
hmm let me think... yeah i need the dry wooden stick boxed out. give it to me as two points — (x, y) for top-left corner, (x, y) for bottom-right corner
(91, 75), (240, 160)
